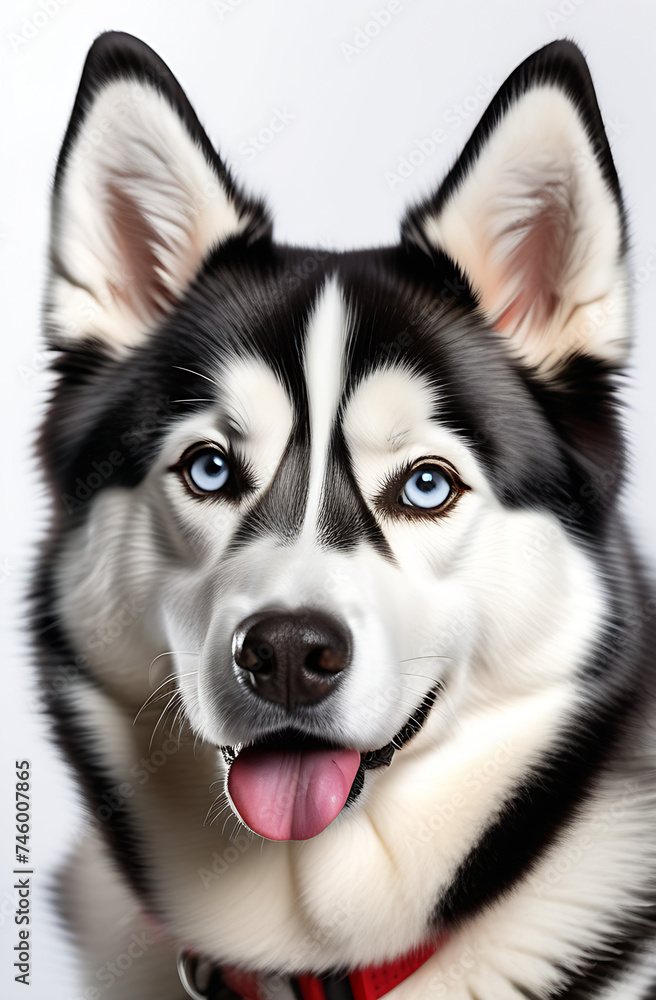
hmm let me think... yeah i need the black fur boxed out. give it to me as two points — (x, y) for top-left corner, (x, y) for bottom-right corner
(34, 31), (655, 1000)
(402, 40), (626, 254)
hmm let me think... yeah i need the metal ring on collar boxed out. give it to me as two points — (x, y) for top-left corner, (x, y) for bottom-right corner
(177, 948), (213, 1000)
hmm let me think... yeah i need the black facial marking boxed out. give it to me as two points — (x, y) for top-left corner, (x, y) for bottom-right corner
(317, 426), (393, 557)
(36, 33), (656, 989)
(338, 245), (625, 542)
(37, 237), (646, 932)
(227, 421), (310, 550)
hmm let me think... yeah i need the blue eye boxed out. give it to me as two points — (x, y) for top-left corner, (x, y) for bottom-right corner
(187, 449), (229, 493)
(401, 466), (452, 509)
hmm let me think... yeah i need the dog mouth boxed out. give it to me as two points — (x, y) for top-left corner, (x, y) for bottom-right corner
(219, 686), (439, 841)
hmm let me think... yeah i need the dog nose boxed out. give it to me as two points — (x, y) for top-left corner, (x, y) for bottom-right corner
(234, 610), (350, 709)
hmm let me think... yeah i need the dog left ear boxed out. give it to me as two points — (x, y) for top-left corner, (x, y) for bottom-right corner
(46, 32), (270, 353)
(402, 41), (628, 373)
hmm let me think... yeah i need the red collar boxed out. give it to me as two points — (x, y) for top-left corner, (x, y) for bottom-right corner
(179, 937), (446, 1000)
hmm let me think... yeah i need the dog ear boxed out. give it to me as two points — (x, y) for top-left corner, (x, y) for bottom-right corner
(402, 41), (628, 373)
(46, 32), (270, 352)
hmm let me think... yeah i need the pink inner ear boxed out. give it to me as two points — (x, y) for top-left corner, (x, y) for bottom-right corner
(105, 181), (175, 324)
(493, 183), (574, 337)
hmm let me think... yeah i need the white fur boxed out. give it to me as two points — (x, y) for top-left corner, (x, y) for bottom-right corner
(48, 80), (250, 349)
(597, 944), (656, 1000)
(48, 48), (649, 1000)
(302, 278), (347, 535)
(418, 87), (628, 371)
(60, 678), (656, 996)
(59, 825), (182, 1000)
(55, 351), (627, 994)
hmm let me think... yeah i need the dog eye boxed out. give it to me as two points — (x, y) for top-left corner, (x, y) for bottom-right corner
(186, 449), (230, 493)
(401, 466), (452, 510)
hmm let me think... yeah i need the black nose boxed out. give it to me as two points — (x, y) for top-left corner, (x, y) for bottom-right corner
(234, 610), (350, 709)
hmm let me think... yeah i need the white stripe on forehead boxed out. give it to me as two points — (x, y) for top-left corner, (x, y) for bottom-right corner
(302, 278), (347, 536)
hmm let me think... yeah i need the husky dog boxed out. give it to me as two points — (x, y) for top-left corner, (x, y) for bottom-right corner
(35, 32), (656, 1000)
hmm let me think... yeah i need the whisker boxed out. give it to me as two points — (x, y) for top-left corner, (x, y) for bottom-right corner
(203, 797), (220, 827)
(399, 655), (453, 663)
(172, 365), (220, 387)
(225, 818), (247, 843)
(150, 691), (180, 747)
(171, 398), (215, 404)
(149, 691), (181, 752)
(134, 687), (180, 719)
(177, 704), (193, 747)
(223, 807), (247, 840)
(134, 675), (178, 725)
(205, 795), (231, 828)
(170, 701), (187, 747)
(149, 651), (200, 668)
(33, 618), (65, 636)
(133, 669), (198, 725)
(148, 650), (199, 685)
(399, 670), (443, 683)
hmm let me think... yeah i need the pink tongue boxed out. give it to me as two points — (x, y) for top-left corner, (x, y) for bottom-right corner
(228, 745), (361, 841)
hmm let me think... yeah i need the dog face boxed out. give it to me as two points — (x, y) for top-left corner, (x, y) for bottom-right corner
(38, 32), (636, 969)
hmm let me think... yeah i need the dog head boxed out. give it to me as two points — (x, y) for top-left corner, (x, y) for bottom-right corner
(43, 34), (627, 849)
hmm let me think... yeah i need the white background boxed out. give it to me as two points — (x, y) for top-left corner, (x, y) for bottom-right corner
(1, 1), (655, 997)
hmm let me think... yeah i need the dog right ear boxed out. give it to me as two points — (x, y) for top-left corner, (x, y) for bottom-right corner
(46, 32), (270, 353)
(402, 41), (628, 375)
